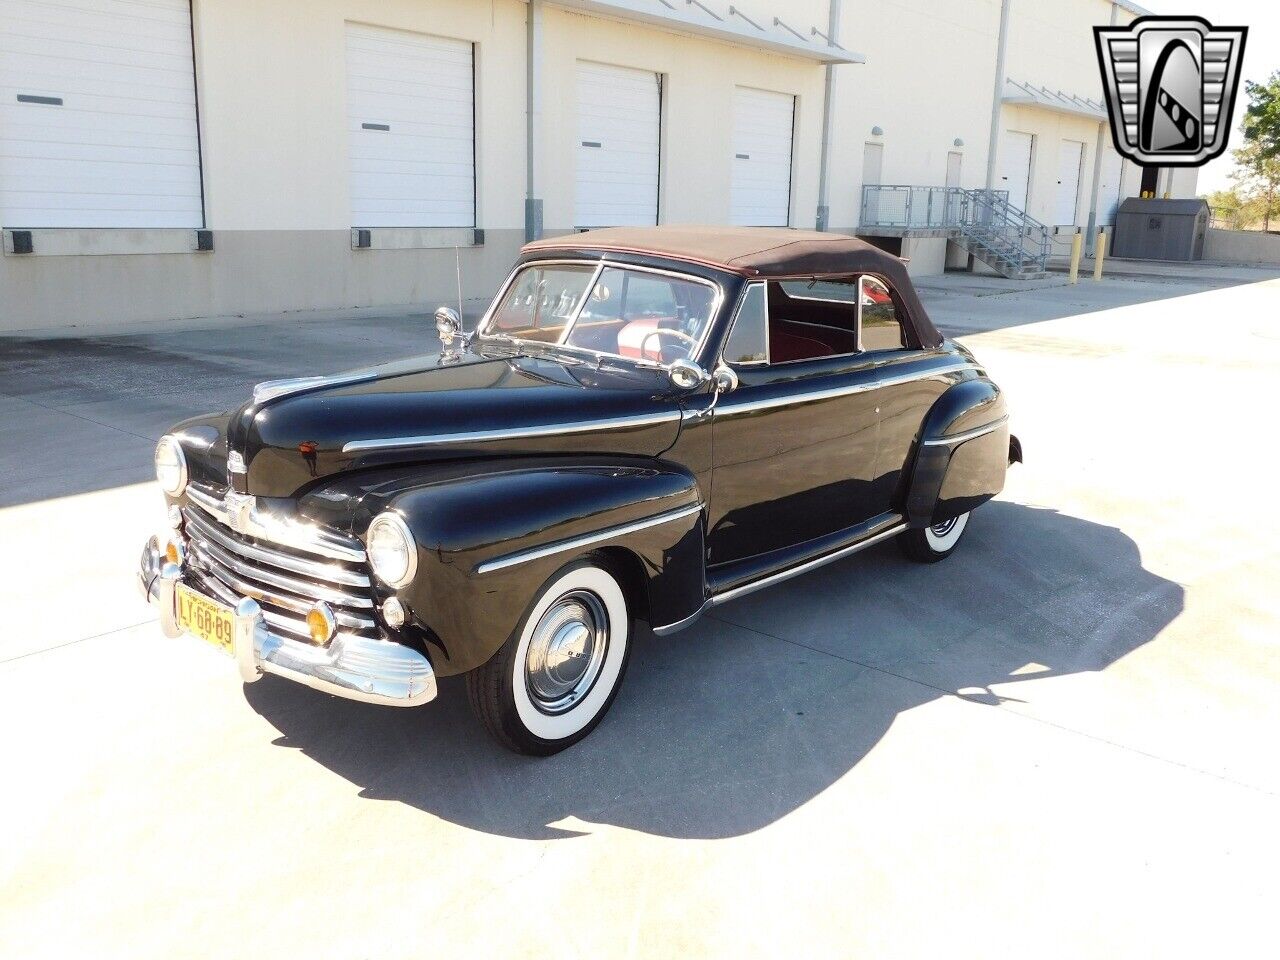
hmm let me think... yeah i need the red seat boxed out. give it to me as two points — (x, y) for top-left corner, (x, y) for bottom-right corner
(770, 330), (829, 363)
(617, 317), (677, 361)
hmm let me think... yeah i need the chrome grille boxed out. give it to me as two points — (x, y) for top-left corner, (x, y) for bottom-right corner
(182, 486), (377, 641)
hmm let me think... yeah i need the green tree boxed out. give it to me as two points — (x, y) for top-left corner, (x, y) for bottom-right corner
(1232, 73), (1280, 230)
(1229, 140), (1280, 231)
(1242, 71), (1280, 160)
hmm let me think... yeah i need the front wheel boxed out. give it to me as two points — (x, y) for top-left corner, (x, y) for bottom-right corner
(897, 511), (971, 563)
(466, 560), (631, 755)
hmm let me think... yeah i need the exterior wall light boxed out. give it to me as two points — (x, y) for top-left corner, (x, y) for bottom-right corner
(953, 138), (965, 147)
(871, 125), (884, 137)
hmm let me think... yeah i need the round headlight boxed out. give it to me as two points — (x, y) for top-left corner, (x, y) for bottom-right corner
(155, 435), (188, 496)
(367, 513), (417, 588)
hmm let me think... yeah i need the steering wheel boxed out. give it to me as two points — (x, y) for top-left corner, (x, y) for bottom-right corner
(639, 327), (696, 362)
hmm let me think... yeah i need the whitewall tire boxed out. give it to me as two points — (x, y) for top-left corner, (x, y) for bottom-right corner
(898, 511), (971, 563)
(467, 560), (631, 755)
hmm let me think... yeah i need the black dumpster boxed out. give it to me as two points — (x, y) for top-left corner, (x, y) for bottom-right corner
(1111, 197), (1208, 261)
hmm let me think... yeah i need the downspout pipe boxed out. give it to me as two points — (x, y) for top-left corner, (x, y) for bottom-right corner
(816, 0), (842, 231)
(525, 0), (543, 242)
(1085, 121), (1107, 254)
(984, 0), (1013, 191)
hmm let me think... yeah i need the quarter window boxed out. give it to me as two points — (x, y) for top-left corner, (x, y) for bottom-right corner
(859, 276), (908, 351)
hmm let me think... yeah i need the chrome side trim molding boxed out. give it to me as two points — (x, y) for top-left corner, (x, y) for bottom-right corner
(715, 361), (976, 418)
(650, 603), (709, 637)
(711, 521), (907, 606)
(650, 519), (908, 635)
(343, 410), (682, 454)
(920, 414), (1009, 447)
(476, 502), (704, 575)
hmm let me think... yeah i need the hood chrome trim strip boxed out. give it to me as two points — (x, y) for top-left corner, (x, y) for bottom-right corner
(342, 410), (682, 454)
(252, 371), (378, 406)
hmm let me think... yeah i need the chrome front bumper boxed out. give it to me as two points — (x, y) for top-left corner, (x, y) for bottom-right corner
(139, 539), (437, 707)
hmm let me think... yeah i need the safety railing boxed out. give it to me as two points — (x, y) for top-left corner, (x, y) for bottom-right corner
(859, 185), (1049, 276)
(859, 185), (967, 230)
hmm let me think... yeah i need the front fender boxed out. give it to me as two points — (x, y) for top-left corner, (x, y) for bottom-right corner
(904, 378), (1010, 527)
(382, 460), (705, 675)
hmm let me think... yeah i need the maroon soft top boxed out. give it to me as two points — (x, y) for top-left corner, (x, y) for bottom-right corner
(522, 225), (942, 348)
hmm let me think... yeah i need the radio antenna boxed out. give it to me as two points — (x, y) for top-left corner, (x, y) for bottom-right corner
(455, 246), (464, 328)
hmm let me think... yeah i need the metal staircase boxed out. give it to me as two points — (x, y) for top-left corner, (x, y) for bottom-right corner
(859, 185), (1050, 279)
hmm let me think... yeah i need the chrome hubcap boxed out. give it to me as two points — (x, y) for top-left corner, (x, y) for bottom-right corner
(525, 591), (609, 714)
(930, 517), (959, 537)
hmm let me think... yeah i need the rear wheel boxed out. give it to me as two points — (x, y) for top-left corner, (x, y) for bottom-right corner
(466, 560), (631, 755)
(897, 511), (971, 563)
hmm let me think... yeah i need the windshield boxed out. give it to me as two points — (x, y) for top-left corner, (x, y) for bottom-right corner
(482, 262), (718, 366)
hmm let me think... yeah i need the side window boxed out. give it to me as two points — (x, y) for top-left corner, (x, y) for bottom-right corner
(722, 283), (768, 365)
(859, 276), (908, 351)
(766, 280), (859, 362)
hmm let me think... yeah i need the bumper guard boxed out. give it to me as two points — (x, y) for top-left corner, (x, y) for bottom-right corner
(139, 538), (437, 707)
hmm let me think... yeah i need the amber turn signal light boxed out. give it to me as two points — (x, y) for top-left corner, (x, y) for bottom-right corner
(306, 602), (337, 645)
(164, 538), (186, 565)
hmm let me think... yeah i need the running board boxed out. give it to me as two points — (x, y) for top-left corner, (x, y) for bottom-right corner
(651, 518), (907, 637)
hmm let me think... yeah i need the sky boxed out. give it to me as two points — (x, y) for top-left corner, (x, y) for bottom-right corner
(1139, 0), (1280, 194)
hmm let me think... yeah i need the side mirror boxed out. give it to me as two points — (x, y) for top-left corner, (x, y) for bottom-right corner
(668, 358), (709, 390)
(434, 306), (462, 350)
(712, 364), (739, 394)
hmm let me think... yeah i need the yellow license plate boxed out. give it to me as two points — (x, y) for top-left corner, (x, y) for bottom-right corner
(176, 584), (235, 655)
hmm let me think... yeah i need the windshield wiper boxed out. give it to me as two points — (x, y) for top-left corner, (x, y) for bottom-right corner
(525, 342), (591, 366)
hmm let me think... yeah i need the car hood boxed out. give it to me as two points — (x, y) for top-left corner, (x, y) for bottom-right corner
(215, 346), (684, 498)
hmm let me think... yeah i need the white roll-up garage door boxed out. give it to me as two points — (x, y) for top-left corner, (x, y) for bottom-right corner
(575, 61), (660, 229)
(345, 24), (475, 228)
(0, 0), (203, 228)
(730, 87), (794, 226)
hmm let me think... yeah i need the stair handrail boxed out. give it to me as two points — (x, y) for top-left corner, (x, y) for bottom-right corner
(959, 188), (1049, 273)
(857, 184), (1050, 276)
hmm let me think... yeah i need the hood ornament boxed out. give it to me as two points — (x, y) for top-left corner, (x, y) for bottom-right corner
(223, 490), (255, 535)
(227, 449), (246, 487)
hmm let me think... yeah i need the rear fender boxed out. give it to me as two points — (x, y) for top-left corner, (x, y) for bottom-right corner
(385, 461), (705, 676)
(905, 378), (1010, 527)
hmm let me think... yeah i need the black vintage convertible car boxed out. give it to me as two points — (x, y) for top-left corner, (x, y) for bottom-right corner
(140, 226), (1019, 754)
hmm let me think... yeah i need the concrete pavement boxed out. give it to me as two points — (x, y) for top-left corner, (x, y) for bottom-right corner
(2, 265), (1279, 958)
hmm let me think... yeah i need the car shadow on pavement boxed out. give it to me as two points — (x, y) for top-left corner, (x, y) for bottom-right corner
(243, 501), (1182, 840)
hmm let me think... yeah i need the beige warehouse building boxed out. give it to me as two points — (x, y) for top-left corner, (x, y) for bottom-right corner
(0, 0), (1200, 330)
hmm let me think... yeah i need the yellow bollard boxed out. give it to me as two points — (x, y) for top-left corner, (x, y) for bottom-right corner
(1093, 229), (1107, 281)
(1068, 232), (1083, 284)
